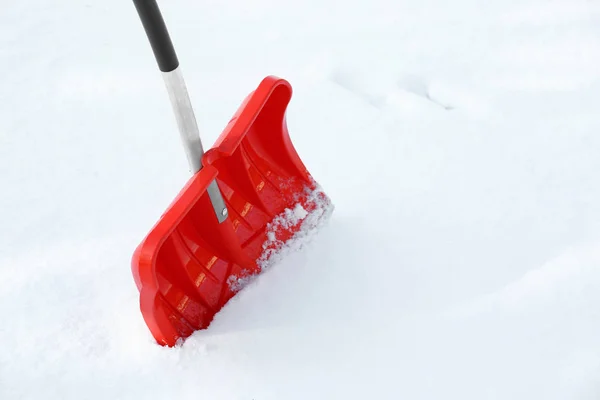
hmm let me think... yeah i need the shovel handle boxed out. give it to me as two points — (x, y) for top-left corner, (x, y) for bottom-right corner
(132, 0), (229, 223)
(132, 0), (179, 72)
(132, 0), (205, 173)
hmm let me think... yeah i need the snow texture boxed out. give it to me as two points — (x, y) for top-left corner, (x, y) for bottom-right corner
(228, 184), (333, 292)
(258, 185), (334, 268)
(1, 0), (600, 399)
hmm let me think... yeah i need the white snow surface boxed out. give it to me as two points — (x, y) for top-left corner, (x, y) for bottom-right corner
(2, 0), (600, 398)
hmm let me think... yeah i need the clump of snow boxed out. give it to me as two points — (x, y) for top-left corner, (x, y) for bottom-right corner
(258, 184), (334, 271)
(265, 204), (308, 243)
(226, 271), (253, 292)
(227, 184), (334, 292)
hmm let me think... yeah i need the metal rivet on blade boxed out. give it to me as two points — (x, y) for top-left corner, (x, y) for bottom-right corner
(222, 208), (228, 217)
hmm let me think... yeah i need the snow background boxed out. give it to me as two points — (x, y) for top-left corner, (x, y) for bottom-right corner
(1, 0), (600, 398)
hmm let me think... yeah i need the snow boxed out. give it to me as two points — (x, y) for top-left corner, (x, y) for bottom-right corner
(1, 0), (600, 398)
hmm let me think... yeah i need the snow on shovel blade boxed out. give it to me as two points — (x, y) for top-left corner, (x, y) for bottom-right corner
(132, 76), (333, 347)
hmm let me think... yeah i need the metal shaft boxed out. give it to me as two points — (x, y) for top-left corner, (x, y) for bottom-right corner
(162, 68), (228, 222)
(161, 67), (204, 173)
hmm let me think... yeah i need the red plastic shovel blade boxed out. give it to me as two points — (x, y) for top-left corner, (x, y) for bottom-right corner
(132, 76), (331, 346)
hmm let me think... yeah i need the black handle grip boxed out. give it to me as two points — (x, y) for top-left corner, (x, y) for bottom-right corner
(133, 0), (179, 72)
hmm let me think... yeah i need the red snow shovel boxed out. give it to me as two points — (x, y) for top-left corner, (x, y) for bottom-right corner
(131, 0), (332, 347)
